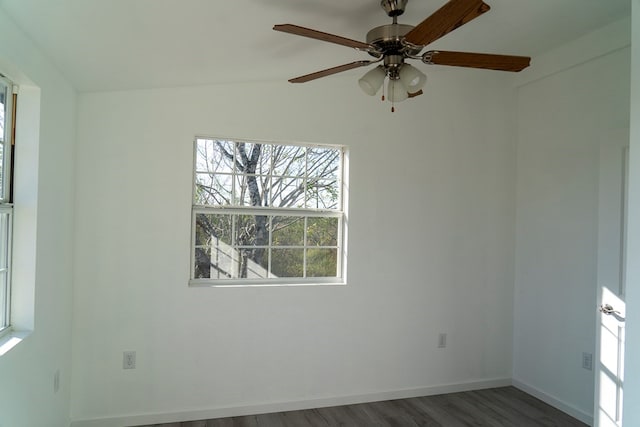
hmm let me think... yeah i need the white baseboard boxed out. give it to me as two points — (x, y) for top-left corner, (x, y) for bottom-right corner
(511, 378), (593, 426)
(70, 377), (511, 427)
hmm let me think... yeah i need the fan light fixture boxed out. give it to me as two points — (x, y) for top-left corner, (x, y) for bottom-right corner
(358, 54), (427, 111)
(387, 78), (409, 103)
(358, 63), (426, 104)
(358, 66), (386, 96)
(399, 64), (427, 92)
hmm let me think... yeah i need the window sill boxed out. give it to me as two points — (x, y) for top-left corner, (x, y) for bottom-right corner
(0, 330), (30, 356)
(189, 279), (346, 288)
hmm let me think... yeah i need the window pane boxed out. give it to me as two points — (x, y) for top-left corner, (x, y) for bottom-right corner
(235, 142), (261, 170)
(240, 247), (269, 279)
(234, 214), (269, 279)
(194, 213), (234, 279)
(235, 174), (269, 207)
(307, 146), (340, 180)
(270, 248), (304, 278)
(194, 140), (340, 211)
(307, 217), (338, 246)
(210, 245), (238, 279)
(195, 139), (214, 172)
(306, 179), (339, 209)
(194, 246), (212, 279)
(271, 177), (304, 208)
(0, 80), (6, 143)
(0, 80), (7, 199)
(0, 144), (3, 201)
(271, 216), (304, 246)
(234, 214), (268, 247)
(0, 211), (7, 328)
(201, 139), (235, 174)
(272, 145), (305, 176)
(194, 173), (232, 205)
(255, 143), (272, 175)
(195, 213), (232, 247)
(0, 271), (7, 330)
(194, 246), (242, 280)
(306, 248), (337, 277)
(0, 212), (8, 268)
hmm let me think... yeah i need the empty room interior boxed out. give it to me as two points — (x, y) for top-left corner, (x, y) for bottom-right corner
(1, 0), (640, 426)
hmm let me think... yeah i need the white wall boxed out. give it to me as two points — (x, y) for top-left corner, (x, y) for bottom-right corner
(513, 18), (630, 423)
(623, 1), (640, 425)
(0, 4), (635, 426)
(70, 68), (517, 425)
(0, 7), (77, 427)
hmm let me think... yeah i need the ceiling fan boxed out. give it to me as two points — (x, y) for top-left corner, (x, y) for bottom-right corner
(273, 0), (531, 111)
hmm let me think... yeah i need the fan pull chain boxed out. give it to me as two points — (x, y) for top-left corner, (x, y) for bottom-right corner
(389, 78), (395, 112)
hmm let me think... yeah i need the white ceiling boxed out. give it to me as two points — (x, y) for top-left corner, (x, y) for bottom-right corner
(0, 0), (631, 92)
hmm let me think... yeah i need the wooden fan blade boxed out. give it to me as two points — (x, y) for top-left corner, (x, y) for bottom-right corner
(404, 0), (490, 47)
(408, 89), (424, 98)
(425, 51), (531, 72)
(274, 24), (373, 51)
(288, 61), (374, 83)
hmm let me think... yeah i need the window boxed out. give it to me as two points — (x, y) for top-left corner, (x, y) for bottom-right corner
(191, 138), (346, 285)
(0, 75), (14, 335)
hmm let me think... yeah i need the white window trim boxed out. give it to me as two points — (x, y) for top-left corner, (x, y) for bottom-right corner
(0, 205), (13, 339)
(0, 74), (14, 338)
(0, 80), (40, 356)
(189, 137), (348, 287)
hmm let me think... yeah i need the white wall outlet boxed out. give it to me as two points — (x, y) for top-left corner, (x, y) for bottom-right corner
(582, 352), (593, 370)
(123, 351), (136, 369)
(438, 333), (447, 348)
(53, 369), (60, 393)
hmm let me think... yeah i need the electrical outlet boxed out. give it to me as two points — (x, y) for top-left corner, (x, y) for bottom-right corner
(123, 351), (136, 369)
(438, 333), (447, 348)
(582, 352), (593, 371)
(53, 369), (60, 393)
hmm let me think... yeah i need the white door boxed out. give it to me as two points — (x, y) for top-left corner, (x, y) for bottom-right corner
(595, 129), (629, 427)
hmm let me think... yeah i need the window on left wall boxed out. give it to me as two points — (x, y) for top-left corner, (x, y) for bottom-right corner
(0, 74), (15, 337)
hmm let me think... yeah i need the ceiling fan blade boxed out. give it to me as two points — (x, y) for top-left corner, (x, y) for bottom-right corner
(404, 0), (490, 47)
(274, 24), (373, 51)
(408, 90), (424, 98)
(424, 51), (531, 72)
(288, 61), (374, 83)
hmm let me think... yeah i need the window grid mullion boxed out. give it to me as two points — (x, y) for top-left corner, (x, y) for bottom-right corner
(232, 143), (238, 207)
(193, 205), (342, 218)
(302, 216), (308, 278)
(304, 147), (309, 209)
(231, 213), (237, 279)
(338, 147), (344, 211)
(268, 216), (273, 278)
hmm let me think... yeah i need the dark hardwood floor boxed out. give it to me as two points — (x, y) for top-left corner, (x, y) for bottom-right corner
(137, 386), (588, 427)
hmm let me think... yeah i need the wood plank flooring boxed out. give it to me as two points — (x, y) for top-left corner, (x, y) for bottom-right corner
(136, 386), (587, 427)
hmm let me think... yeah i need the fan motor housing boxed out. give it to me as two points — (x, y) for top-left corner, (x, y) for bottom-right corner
(366, 24), (422, 57)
